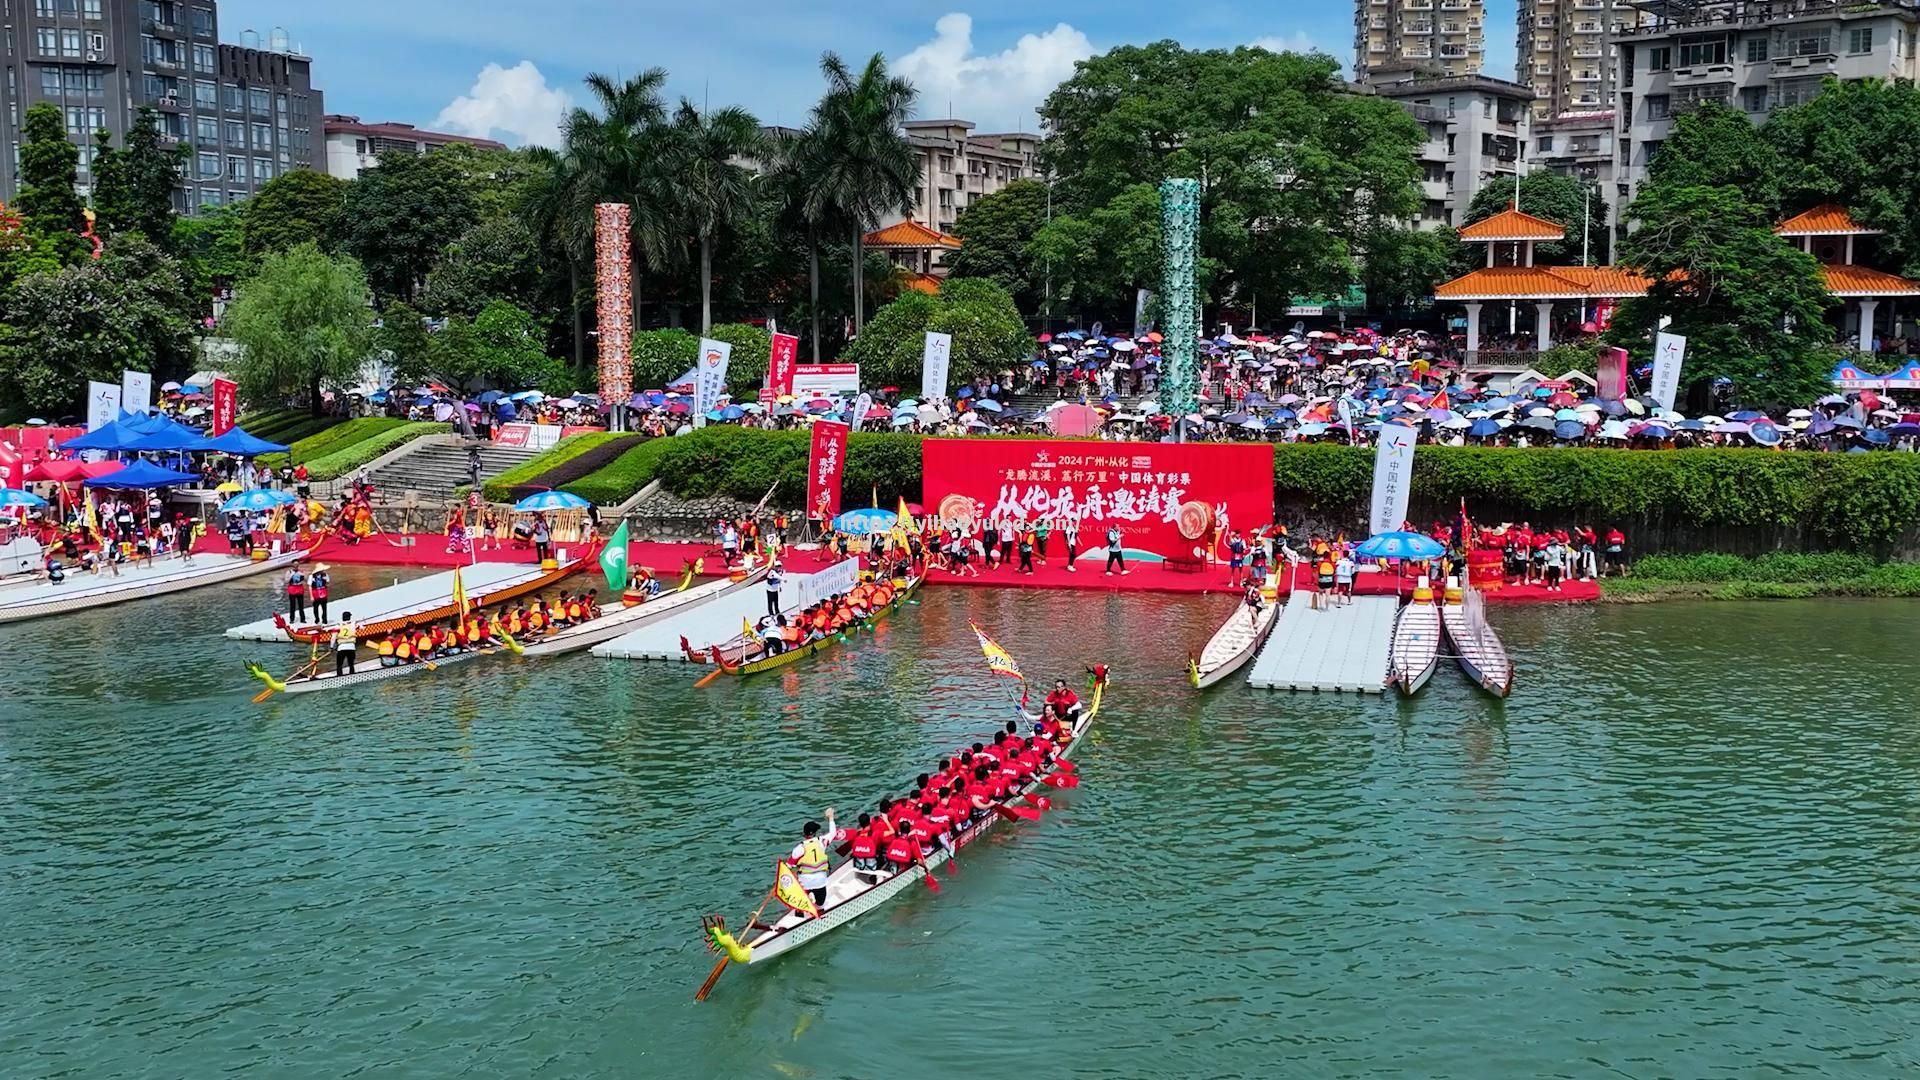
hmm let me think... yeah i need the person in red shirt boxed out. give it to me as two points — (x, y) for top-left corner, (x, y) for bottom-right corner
(844, 813), (883, 883)
(1044, 679), (1081, 722)
(1603, 526), (1628, 577)
(882, 828), (923, 876)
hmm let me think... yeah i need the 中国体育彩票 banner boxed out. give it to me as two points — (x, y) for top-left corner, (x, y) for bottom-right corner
(920, 439), (1274, 561)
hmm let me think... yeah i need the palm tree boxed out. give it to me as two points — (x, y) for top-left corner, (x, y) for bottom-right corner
(663, 98), (766, 333)
(806, 53), (919, 334)
(562, 70), (676, 331)
(522, 145), (592, 370)
(767, 123), (844, 362)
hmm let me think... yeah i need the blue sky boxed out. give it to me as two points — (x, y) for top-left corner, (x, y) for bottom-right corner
(216, 0), (1520, 145)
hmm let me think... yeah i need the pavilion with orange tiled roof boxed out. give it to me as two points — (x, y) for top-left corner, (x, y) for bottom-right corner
(1436, 202), (1920, 357)
(863, 219), (962, 280)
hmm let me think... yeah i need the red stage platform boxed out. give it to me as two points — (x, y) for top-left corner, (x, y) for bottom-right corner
(194, 533), (1597, 603)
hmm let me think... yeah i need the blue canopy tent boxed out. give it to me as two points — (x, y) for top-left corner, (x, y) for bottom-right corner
(203, 428), (290, 456)
(82, 460), (200, 488)
(122, 417), (213, 451)
(59, 417), (153, 452)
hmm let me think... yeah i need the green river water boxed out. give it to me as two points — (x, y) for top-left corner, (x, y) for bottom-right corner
(2, 568), (1918, 1078)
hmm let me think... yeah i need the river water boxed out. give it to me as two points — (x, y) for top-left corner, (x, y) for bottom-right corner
(2, 570), (1917, 1078)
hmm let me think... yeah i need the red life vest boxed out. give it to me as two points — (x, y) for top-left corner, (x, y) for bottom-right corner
(847, 828), (878, 859)
(908, 818), (938, 843)
(947, 792), (972, 821)
(883, 835), (919, 865)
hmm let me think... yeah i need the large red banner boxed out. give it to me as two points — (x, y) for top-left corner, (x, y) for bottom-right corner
(211, 378), (238, 435)
(921, 439), (1275, 561)
(768, 332), (798, 396)
(807, 420), (849, 523)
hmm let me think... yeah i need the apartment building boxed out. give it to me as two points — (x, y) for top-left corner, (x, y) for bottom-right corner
(1355, 0), (1488, 82)
(323, 115), (505, 181)
(1613, 0), (1920, 204)
(1519, 0), (1643, 121)
(0, 1), (323, 211)
(1367, 65), (1534, 229)
(896, 119), (1039, 240)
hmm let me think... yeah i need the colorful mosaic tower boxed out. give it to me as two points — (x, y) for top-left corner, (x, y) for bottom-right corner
(1158, 178), (1201, 432)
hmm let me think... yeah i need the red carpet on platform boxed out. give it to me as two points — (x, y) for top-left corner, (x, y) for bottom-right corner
(917, 552), (1597, 602)
(195, 533), (1596, 603)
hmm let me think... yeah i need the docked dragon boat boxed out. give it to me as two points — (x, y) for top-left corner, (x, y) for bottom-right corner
(1439, 579), (1513, 697)
(0, 543), (317, 625)
(270, 545), (597, 645)
(680, 573), (922, 682)
(695, 666), (1109, 1000)
(1189, 572), (1279, 689)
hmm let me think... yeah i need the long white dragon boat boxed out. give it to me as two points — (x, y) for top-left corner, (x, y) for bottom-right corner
(694, 669), (1110, 999)
(518, 562), (767, 659)
(0, 543), (316, 625)
(1189, 572), (1278, 690)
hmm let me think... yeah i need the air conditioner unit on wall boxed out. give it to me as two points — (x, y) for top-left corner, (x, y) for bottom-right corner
(85, 50), (100, 61)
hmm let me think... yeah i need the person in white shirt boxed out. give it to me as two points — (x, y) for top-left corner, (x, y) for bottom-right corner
(1334, 554), (1357, 603)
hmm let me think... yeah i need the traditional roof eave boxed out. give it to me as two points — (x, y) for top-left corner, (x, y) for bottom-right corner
(1458, 205), (1567, 243)
(1775, 204), (1881, 237)
(862, 220), (962, 250)
(1821, 265), (1920, 297)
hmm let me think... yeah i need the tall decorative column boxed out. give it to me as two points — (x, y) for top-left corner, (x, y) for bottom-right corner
(595, 202), (634, 431)
(1158, 178), (1200, 437)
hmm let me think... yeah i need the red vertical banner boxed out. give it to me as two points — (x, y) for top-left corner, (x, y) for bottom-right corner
(211, 378), (239, 435)
(807, 420), (849, 524)
(768, 332), (798, 398)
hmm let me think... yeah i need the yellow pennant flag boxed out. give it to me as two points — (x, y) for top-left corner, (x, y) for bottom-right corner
(970, 621), (1024, 681)
(743, 616), (757, 642)
(451, 566), (470, 617)
(773, 859), (820, 918)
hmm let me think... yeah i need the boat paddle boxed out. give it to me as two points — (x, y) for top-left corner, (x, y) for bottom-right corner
(916, 850), (941, 893)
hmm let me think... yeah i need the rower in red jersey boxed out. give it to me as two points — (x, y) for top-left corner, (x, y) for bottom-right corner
(946, 785), (974, 834)
(1044, 678), (1082, 722)
(881, 826), (923, 876)
(844, 813), (883, 883)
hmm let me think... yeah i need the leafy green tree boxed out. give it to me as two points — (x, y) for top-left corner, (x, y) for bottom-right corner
(844, 278), (1030, 389)
(1649, 102), (1785, 212)
(562, 70), (677, 329)
(947, 179), (1050, 308)
(1611, 184), (1834, 408)
(221, 243), (375, 413)
(428, 299), (561, 391)
(171, 202), (249, 301)
(664, 98), (766, 332)
(707, 321), (772, 395)
(376, 300), (434, 383)
(0, 234), (196, 413)
(421, 215), (544, 318)
(338, 150), (477, 300)
(1461, 170), (1611, 266)
(1765, 79), (1920, 276)
(1037, 43), (1421, 313)
(15, 102), (87, 263)
(90, 107), (186, 248)
(242, 169), (347, 257)
(807, 52), (919, 332)
(1027, 183), (1168, 318)
(630, 327), (702, 389)
(1358, 226), (1457, 312)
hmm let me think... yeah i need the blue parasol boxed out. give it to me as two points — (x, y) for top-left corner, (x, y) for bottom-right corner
(0, 486), (49, 508)
(221, 488), (299, 513)
(1356, 531), (1445, 560)
(513, 490), (591, 512)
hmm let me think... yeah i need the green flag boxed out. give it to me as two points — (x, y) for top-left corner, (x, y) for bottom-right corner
(601, 519), (630, 592)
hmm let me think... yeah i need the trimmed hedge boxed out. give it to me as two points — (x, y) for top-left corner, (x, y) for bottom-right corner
(561, 438), (676, 506)
(301, 421), (450, 480)
(547, 428), (1920, 550)
(258, 417), (412, 469)
(481, 432), (642, 502)
(1607, 552), (1920, 600)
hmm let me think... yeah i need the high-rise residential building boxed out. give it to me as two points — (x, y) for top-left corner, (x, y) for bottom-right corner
(1367, 64), (1534, 229)
(1612, 0), (1920, 206)
(1355, 0), (1488, 82)
(323, 116), (505, 181)
(1518, 0), (1643, 122)
(0, 1), (324, 213)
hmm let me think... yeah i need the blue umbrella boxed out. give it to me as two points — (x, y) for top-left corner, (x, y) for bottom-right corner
(1676, 419), (1709, 432)
(1749, 421), (1783, 446)
(975, 399), (1003, 412)
(0, 486), (48, 508)
(1638, 423), (1673, 439)
(1862, 428), (1892, 445)
(833, 508), (899, 535)
(203, 427), (290, 455)
(1468, 418), (1502, 438)
(513, 490), (591, 512)
(369, 391), (389, 404)
(1356, 531), (1445, 560)
(477, 390), (505, 403)
(1554, 419), (1588, 440)
(956, 387), (973, 399)
(83, 461), (199, 489)
(1887, 422), (1920, 438)
(720, 405), (745, 420)
(220, 489), (299, 513)
(1728, 410), (1767, 422)
(415, 395), (436, 407)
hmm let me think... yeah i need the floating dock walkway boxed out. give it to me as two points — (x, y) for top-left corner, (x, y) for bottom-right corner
(592, 587), (770, 661)
(1246, 593), (1398, 693)
(223, 562), (541, 642)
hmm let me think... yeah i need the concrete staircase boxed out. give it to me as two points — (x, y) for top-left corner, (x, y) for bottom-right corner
(365, 439), (540, 501)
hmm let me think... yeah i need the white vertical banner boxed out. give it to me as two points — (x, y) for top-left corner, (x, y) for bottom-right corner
(1134, 288), (1155, 333)
(121, 370), (152, 414)
(921, 331), (951, 402)
(1650, 331), (1687, 411)
(86, 381), (123, 432)
(692, 337), (732, 428)
(1368, 423), (1419, 536)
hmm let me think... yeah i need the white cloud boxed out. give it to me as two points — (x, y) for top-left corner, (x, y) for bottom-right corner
(1250, 32), (1322, 56)
(434, 60), (571, 148)
(894, 13), (1094, 128)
